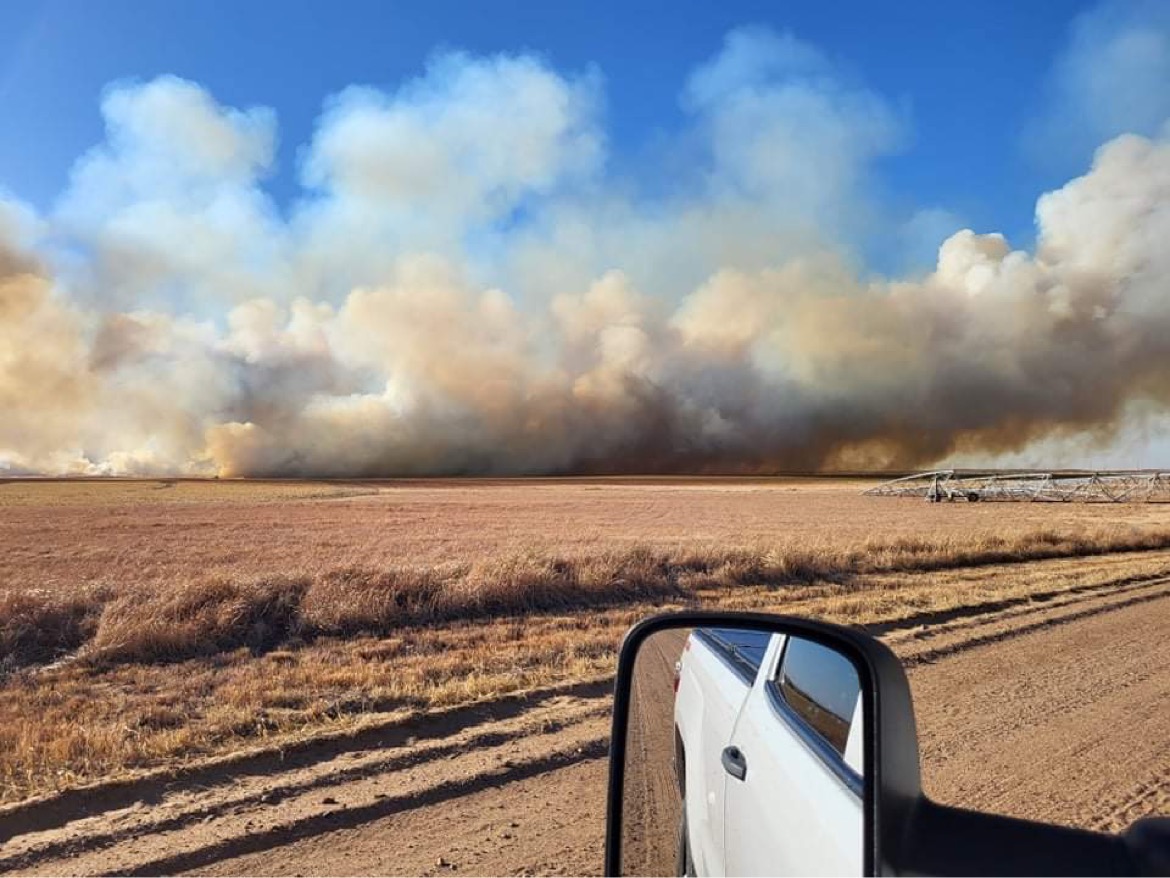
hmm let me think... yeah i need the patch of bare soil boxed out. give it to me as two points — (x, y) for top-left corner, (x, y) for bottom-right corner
(907, 581), (1170, 832)
(0, 684), (610, 877)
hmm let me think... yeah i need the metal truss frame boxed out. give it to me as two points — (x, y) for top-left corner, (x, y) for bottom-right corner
(864, 470), (1170, 503)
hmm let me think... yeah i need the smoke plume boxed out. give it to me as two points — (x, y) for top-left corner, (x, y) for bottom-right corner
(1, 28), (1168, 477)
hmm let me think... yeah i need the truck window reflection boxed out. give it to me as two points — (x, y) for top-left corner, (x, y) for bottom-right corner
(775, 638), (859, 755)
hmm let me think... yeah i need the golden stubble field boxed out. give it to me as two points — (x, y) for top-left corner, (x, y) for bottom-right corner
(3, 476), (1170, 804)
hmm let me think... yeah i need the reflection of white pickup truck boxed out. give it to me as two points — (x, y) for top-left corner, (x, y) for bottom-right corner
(673, 628), (864, 876)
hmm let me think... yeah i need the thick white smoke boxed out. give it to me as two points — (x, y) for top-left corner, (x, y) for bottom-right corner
(1, 27), (1168, 476)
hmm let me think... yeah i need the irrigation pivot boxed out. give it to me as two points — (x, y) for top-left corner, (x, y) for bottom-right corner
(864, 470), (1170, 503)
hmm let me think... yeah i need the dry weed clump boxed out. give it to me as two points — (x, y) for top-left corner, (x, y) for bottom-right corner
(858, 526), (1170, 573)
(5, 525), (1170, 675)
(85, 577), (310, 666)
(301, 550), (688, 633)
(0, 550), (693, 672)
(0, 586), (110, 670)
(301, 568), (447, 634)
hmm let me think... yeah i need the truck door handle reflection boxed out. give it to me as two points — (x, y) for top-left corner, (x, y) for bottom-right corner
(721, 746), (747, 781)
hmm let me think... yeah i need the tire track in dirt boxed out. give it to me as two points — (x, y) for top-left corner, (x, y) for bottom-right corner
(114, 739), (610, 878)
(0, 689), (610, 876)
(907, 589), (1170, 831)
(199, 759), (611, 878)
(1094, 767), (1170, 834)
(0, 678), (612, 846)
(887, 575), (1170, 665)
(868, 566), (1170, 643)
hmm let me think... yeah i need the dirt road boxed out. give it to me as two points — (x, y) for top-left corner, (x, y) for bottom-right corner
(3, 574), (1168, 876)
(619, 628), (688, 877)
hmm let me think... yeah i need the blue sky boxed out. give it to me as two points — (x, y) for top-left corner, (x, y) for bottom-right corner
(0, 0), (1147, 255)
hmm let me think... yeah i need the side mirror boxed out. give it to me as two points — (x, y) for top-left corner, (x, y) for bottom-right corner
(605, 612), (919, 876)
(604, 612), (1154, 876)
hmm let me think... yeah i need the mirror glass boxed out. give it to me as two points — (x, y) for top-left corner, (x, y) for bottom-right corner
(619, 625), (867, 876)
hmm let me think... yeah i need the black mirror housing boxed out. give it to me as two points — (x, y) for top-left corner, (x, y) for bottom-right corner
(604, 610), (923, 876)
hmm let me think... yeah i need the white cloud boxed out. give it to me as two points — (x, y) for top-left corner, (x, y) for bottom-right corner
(304, 52), (602, 213)
(1026, 0), (1170, 171)
(686, 27), (905, 228)
(291, 51), (603, 297)
(56, 76), (289, 311)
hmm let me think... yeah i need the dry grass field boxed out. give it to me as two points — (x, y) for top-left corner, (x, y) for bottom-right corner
(3, 476), (1170, 805)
